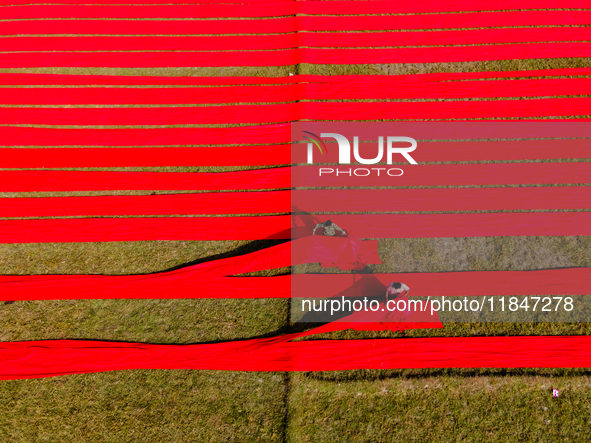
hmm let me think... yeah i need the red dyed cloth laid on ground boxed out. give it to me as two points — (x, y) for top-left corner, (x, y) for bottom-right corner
(2, 12), (589, 36)
(0, 238), (377, 300)
(2, 1), (584, 17)
(2, 29), (591, 52)
(3, 44), (590, 67)
(0, 318), (444, 380)
(293, 269), (591, 299)
(1, 267), (588, 301)
(0, 241), (291, 300)
(291, 235), (381, 271)
(12, 331), (591, 380)
(2, 212), (591, 243)
(4, 99), (591, 125)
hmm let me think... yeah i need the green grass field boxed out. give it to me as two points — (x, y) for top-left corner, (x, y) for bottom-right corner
(1, 57), (591, 442)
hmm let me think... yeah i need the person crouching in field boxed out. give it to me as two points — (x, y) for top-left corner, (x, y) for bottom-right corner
(313, 219), (347, 237)
(386, 282), (410, 302)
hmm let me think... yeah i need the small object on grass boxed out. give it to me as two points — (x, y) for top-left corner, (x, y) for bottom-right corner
(4, 301), (14, 305)
(552, 389), (559, 398)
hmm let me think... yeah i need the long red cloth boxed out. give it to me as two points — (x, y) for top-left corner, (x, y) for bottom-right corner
(0, 168), (290, 192)
(0, 141), (590, 167)
(3, 44), (591, 67)
(292, 213), (591, 239)
(0, 192), (290, 217)
(4, 99), (591, 125)
(2, 1), (586, 18)
(4, 78), (591, 104)
(0, 4), (300, 19)
(0, 125), (289, 146)
(1, 187), (588, 218)
(0, 237), (378, 300)
(2, 0), (585, 11)
(3, 123), (591, 146)
(4, 28), (591, 52)
(0, 144), (587, 168)
(1, 163), (588, 191)
(2, 13), (590, 36)
(291, 187), (591, 213)
(4, 0), (291, 3)
(0, 73), (317, 86)
(1, 266), (587, 301)
(293, 163), (591, 187)
(0, 212), (590, 243)
(0, 147), (292, 167)
(293, 269), (591, 299)
(1, 334), (591, 380)
(0, 216), (291, 243)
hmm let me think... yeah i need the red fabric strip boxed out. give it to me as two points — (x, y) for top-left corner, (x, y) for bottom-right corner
(0, 216), (291, 243)
(0, 85), (301, 104)
(0, 187), (587, 218)
(2, 44), (591, 67)
(291, 213), (591, 240)
(0, 237), (372, 300)
(2, 13), (590, 36)
(0, 73), (308, 86)
(0, 191), (290, 217)
(1, 334), (591, 379)
(5, 0), (286, 4)
(305, 78), (591, 100)
(0, 146), (291, 167)
(294, 268), (591, 300)
(293, 122), (591, 143)
(0, 266), (586, 301)
(304, 28), (591, 47)
(0, 276), (291, 301)
(2, 0), (586, 11)
(295, 163), (591, 187)
(0, 18), (296, 35)
(0, 241), (293, 301)
(3, 28), (591, 52)
(0, 212), (589, 243)
(0, 4), (301, 19)
(302, 0), (591, 14)
(0, 104), (299, 124)
(1, 163), (587, 192)
(0, 35), (303, 52)
(0, 140), (587, 168)
(0, 125), (290, 146)
(295, 140), (591, 164)
(4, 78), (591, 105)
(0, 168), (290, 192)
(300, 44), (591, 65)
(292, 187), (591, 214)
(3, 99), (591, 124)
(3, 1), (588, 19)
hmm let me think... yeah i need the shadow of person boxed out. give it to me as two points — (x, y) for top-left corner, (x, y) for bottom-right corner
(159, 239), (289, 274)
(290, 206), (322, 239)
(297, 274), (385, 323)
